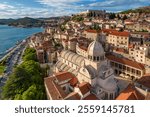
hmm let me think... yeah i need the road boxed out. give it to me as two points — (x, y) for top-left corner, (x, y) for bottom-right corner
(0, 41), (27, 99)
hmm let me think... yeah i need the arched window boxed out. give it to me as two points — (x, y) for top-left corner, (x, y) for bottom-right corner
(110, 93), (114, 100)
(94, 56), (96, 61)
(97, 56), (99, 61)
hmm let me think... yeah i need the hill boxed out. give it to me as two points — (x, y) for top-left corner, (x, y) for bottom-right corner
(0, 19), (14, 25)
(120, 6), (150, 14)
(8, 17), (44, 28)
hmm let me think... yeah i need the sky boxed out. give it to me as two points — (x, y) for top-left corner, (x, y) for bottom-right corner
(0, 0), (150, 19)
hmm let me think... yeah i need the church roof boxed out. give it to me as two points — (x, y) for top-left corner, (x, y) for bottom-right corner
(87, 41), (104, 57)
(60, 50), (85, 67)
(54, 71), (75, 83)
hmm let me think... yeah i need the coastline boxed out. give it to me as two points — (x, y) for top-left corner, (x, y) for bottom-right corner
(0, 34), (35, 62)
(0, 25), (44, 60)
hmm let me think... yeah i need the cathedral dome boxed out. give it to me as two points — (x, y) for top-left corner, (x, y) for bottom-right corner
(87, 41), (104, 57)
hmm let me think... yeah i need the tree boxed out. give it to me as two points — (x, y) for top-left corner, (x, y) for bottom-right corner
(22, 85), (38, 100)
(117, 14), (121, 20)
(122, 15), (128, 20)
(22, 85), (45, 100)
(93, 12), (96, 17)
(2, 66), (31, 99)
(23, 52), (37, 61)
(24, 48), (36, 55)
(2, 47), (46, 100)
(109, 13), (116, 19)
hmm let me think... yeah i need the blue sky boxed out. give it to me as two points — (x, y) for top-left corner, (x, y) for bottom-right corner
(0, 0), (149, 18)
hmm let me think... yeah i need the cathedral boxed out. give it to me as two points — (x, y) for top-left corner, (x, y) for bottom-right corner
(55, 39), (118, 100)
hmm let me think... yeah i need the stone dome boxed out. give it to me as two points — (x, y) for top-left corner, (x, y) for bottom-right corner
(87, 41), (104, 57)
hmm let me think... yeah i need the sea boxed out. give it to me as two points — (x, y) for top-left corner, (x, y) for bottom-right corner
(0, 25), (43, 58)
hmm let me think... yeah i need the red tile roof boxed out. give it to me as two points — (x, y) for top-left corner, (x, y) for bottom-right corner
(116, 84), (145, 100)
(78, 45), (88, 51)
(137, 74), (150, 88)
(55, 71), (75, 82)
(85, 29), (101, 33)
(110, 31), (130, 37)
(115, 48), (125, 53)
(83, 94), (99, 100)
(102, 29), (117, 34)
(102, 29), (130, 37)
(106, 54), (145, 70)
(69, 77), (78, 87)
(78, 82), (91, 95)
(44, 77), (67, 100)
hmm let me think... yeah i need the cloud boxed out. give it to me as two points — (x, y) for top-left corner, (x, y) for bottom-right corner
(0, 0), (150, 18)
(0, 2), (50, 19)
(36, 0), (89, 14)
(89, 0), (150, 9)
(0, 3), (14, 10)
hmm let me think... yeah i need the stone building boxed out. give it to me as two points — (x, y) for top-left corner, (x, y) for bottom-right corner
(107, 55), (145, 80)
(55, 40), (119, 100)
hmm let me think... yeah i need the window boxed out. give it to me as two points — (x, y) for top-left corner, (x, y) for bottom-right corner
(94, 56), (96, 61)
(136, 70), (141, 76)
(127, 67), (130, 71)
(97, 56), (99, 61)
(110, 93), (113, 100)
(115, 63), (118, 67)
(119, 64), (122, 69)
(132, 68), (135, 73)
(123, 65), (126, 70)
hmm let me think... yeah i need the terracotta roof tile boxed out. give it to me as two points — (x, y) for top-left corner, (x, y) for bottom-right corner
(55, 71), (75, 82)
(78, 45), (88, 51)
(44, 77), (67, 100)
(102, 29), (130, 37)
(116, 84), (145, 100)
(115, 48), (125, 53)
(137, 75), (150, 88)
(69, 77), (78, 87)
(78, 82), (91, 95)
(106, 54), (145, 70)
(85, 29), (101, 33)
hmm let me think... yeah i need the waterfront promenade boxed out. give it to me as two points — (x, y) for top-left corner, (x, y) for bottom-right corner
(0, 39), (28, 99)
